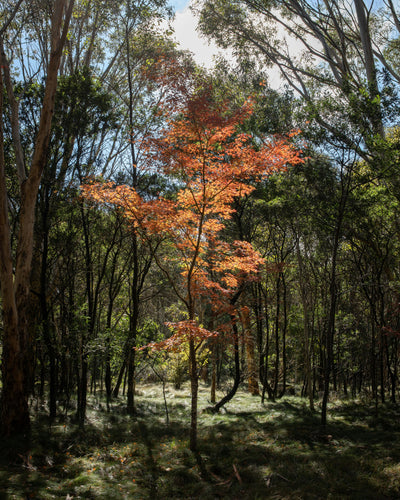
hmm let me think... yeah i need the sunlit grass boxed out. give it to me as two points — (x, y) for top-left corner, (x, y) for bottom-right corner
(1, 383), (399, 498)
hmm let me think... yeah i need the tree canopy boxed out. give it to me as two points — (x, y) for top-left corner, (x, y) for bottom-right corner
(1, 5), (400, 493)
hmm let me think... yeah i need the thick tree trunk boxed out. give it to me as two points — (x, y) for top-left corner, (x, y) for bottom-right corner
(0, 71), (30, 436)
(0, 0), (74, 436)
(0, 303), (30, 435)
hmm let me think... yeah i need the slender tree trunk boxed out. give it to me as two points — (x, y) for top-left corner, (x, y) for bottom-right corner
(210, 345), (217, 403)
(39, 189), (58, 420)
(113, 360), (126, 398)
(295, 236), (314, 410)
(279, 272), (288, 398)
(321, 168), (350, 426)
(253, 283), (264, 385)
(389, 338), (398, 403)
(189, 338), (198, 451)
(77, 355), (88, 427)
(77, 199), (92, 426)
(127, 346), (136, 415)
(105, 302), (113, 410)
(127, 233), (139, 415)
(212, 319), (241, 412)
(262, 296), (273, 403)
(380, 330), (386, 403)
(209, 313), (217, 403)
(273, 274), (281, 398)
(104, 250), (121, 410)
(241, 307), (259, 396)
(125, 9), (141, 415)
(321, 277), (336, 427)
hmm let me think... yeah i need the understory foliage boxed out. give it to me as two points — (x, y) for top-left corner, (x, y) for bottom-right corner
(1, 6), (400, 495)
(82, 61), (303, 449)
(1, 387), (400, 499)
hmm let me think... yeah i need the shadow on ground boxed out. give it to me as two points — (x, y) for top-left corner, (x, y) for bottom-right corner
(1, 389), (399, 499)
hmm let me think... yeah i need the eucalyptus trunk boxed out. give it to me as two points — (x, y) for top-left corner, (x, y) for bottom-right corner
(0, 0), (74, 436)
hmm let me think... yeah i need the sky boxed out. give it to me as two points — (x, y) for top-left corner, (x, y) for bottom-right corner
(167, 0), (233, 69)
(167, 0), (284, 89)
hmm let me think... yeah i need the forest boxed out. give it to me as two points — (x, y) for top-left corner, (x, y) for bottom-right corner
(1, 0), (400, 498)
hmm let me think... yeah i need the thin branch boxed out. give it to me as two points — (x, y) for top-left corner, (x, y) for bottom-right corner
(0, 0), (24, 36)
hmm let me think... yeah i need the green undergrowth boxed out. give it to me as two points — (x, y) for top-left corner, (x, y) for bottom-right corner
(1, 384), (400, 499)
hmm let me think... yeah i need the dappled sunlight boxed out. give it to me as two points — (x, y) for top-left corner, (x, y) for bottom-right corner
(1, 385), (399, 498)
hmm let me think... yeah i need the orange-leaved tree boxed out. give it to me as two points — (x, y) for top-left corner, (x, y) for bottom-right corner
(82, 65), (303, 451)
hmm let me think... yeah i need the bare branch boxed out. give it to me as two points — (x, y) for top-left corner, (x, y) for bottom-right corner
(0, 0), (24, 36)
(0, 38), (26, 184)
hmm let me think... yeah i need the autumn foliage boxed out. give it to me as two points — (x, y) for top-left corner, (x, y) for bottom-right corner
(82, 62), (302, 348)
(82, 59), (302, 450)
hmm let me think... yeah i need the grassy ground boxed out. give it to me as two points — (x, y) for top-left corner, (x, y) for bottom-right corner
(1, 383), (400, 499)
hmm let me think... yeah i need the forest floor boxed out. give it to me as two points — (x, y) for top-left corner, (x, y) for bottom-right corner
(1, 383), (400, 499)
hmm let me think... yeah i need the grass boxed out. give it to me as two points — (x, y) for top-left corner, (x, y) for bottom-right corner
(1, 383), (400, 498)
